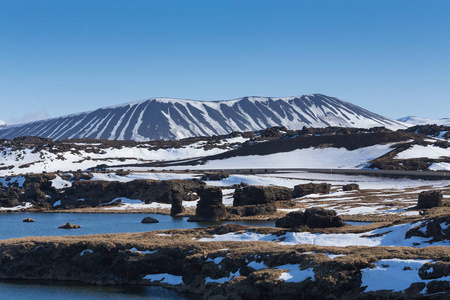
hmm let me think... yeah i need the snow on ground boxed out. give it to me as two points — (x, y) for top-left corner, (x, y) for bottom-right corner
(50, 175), (72, 189)
(157, 144), (397, 170)
(361, 259), (450, 292)
(102, 197), (199, 210)
(0, 144), (228, 176)
(0, 202), (32, 211)
(262, 172), (450, 190)
(199, 221), (449, 248)
(429, 162), (450, 171)
(395, 145), (450, 160)
(90, 172), (199, 182)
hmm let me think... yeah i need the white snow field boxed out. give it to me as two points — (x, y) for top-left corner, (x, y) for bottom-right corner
(199, 221), (449, 247)
(395, 145), (450, 160)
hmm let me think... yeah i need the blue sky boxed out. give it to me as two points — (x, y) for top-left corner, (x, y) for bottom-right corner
(1, 0), (449, 124)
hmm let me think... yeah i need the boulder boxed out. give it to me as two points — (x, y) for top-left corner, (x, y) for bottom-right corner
(343, 184), (359, 191)
(233, 186), (292, 207)
(275, 211), (305, 228)
(23, 218), (35, 222)
(417, 191), (443, 208)
(141, 217), (159, 224)
(188, 187), (226, 222)
(304, 207), (345, 228)
(292, 183), (331, 198)
(275, 207), (344, 229)
(227, 204), (277, 217)
(58, 222), (81, 229)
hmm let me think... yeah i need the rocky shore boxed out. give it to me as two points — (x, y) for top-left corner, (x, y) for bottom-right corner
(0, 224), (449, 299)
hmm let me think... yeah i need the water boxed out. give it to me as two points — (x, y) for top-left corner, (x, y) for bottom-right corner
(0, 280), (201, 300)
(0, 212), (272, 299)
(0, 212), (274, 240)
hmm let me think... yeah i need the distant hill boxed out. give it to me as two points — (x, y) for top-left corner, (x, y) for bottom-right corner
(0, 94), (406, 141)
(398, 116), (450, 126)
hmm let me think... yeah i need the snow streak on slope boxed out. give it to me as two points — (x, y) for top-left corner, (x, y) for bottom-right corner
(0, 94), (406, 141)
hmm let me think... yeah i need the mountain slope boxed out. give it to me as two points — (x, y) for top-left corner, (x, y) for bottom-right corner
(398, 116), (450, 126)
(0, 94), (406, 141)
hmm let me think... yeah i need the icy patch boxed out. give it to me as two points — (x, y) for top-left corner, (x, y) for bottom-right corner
(80, 249), (93, 256)
(53, 200), (61, 207)
(205, 271), (240, 284)
(325, 253), (346, 259)
(143, 273), (183, 285)
(128, 247), (158, 254)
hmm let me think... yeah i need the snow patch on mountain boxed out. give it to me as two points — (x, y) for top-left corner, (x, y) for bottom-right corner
(398, 116), (450, 126)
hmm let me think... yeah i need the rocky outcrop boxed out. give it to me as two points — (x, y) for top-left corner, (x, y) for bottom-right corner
(170, 190), (185, 216)
(275, 207), (345, 229)
(417, 191), (443, 208)
(0, 186), (21, 207)
(233, 186), (292, 206)
(227, 204), (277, 217)
(59, 222), (81, 229)
(58, 179), (205, 209)
(0, 227), (447, 299)
(343, 183), (359, 191)
(292, 183), (331, 198)
(188, 187), (226, 221)
(141, 217), (159, 224)
(23, 218), (35, 222)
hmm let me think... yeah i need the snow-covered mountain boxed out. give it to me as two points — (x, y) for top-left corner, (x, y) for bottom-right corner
(0, 94), (406, 141)
(398, 116), (450, 126)
(0, 120), (5, 128)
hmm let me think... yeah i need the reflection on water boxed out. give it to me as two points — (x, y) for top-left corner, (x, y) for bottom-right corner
(0, 280), (201, 300)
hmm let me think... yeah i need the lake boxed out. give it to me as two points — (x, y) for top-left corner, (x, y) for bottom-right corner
(0, 212), (274, 240)
(0, 212), (273, 299)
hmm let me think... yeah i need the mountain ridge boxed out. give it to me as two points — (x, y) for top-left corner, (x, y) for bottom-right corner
(0, 94), (406, 141)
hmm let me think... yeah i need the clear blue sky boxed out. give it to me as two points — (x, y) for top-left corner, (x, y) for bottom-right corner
(1, 0), (449, 124)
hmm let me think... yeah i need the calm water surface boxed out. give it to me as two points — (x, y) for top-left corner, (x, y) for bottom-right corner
(0, 212), (272, 299)
(0, 212), (274, 240)
(0, 280), (201, 300)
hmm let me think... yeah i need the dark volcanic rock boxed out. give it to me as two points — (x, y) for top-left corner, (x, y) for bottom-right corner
(59, 222), (81, 229)
(227, 204), (277, 217)
(23, 218), (35, 223)
(417, 191), (443, 208)
(0, 186), (21, 207)
(292, 183), (331, 198)
(141, 217), (159, 224)
(188, 187), (226, 222)
(233, 186), (292, 207)
(275, 211), (306, 228)
(343, 184), (359, 191)
(200, 172), (230, 181)
(59, 179), (205, 209)
(275, 207), (344, 229)
(170, 190), (185, 216)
